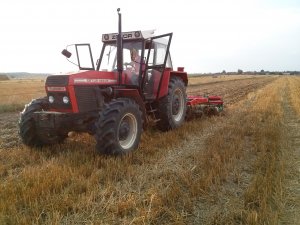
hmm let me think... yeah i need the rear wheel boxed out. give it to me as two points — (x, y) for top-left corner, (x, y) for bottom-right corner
(19, 97), (67, 147)
(157, 76), (187, 131)
(95, 98), (143, 155)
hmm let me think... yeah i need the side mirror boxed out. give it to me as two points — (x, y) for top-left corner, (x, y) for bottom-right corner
(61, 49), (72, 58)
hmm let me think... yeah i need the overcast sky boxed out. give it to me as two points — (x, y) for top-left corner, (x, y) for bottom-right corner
(1, 0), (300, 73)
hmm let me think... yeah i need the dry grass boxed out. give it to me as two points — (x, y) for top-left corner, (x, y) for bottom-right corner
(0, 79), (45, 106)
(287, 76), (300, 116)
(240, 79), (285, 224)
(279, 76), (300, 224)
(185, 77), (287, 224)
(0, 75), (297, 224)
(0, 79), (45, 113)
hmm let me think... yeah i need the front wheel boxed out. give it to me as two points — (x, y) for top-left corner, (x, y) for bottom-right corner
(19, 97), (67, 147)
(94, 98), (143, 155)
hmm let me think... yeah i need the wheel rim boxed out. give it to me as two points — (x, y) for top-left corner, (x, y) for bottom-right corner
(118, 113), (138, 150)
(172, 88), (185, 122)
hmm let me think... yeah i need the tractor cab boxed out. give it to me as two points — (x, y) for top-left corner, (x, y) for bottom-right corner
(98, 30), (172, 88)
(62, 30), (174, 100)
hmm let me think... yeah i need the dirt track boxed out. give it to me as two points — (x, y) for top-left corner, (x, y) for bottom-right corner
(0, 112), (20, 149)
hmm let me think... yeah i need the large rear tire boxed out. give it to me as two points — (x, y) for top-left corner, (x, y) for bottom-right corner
(157, 76), (187, 131)
(19, 97), (67, 147)
(95, 98), (143, 155)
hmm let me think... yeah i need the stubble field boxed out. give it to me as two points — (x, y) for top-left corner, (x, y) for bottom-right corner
(0, 75), (299, 224)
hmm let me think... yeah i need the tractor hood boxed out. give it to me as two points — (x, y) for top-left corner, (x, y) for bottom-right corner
(45, 70), (119, 113)
(67, 70), (118, 86)
(46, 70), (118, 87)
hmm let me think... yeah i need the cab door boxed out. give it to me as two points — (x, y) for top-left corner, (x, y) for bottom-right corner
(142, 33), (172, 100)
(75, 44), (95, 70)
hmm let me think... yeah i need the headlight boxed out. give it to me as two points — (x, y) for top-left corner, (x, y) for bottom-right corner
(63, 96), (69, 104)
(49, 96), (54, 103)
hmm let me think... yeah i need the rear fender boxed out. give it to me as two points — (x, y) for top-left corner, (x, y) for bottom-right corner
(158, 70), (188, 99)
(114, 89), (146, 123)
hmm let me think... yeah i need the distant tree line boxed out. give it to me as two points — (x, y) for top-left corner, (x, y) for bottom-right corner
(192, 70), (300, 76)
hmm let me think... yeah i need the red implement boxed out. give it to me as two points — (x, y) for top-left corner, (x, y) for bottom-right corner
(186, 95), (224, 119)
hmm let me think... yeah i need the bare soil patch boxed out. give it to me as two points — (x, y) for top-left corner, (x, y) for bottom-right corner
(0, 112), (21, 148)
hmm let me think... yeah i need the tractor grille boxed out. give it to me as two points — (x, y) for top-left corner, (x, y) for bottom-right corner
(46, 75), (69, 86)
(74, 86), (98, 112)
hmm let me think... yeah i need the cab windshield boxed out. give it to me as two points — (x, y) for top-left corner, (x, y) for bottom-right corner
(99, 41), (143, 72)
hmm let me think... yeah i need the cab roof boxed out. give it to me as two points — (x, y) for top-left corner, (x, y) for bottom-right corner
(102, 30), (155, 42)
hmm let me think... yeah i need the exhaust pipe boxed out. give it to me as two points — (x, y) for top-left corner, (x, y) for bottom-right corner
(117, 8), (123, 85)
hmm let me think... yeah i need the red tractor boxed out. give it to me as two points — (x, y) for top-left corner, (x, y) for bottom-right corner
(19, 9), (223, 155)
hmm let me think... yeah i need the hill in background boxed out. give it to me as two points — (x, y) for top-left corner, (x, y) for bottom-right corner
(0, 74), (9, 80)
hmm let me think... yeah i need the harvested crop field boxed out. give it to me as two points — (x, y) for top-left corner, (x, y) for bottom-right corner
(0, 75), (299, 224)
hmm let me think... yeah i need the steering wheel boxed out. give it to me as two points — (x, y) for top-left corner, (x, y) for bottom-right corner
(124, 62), (134, 71)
